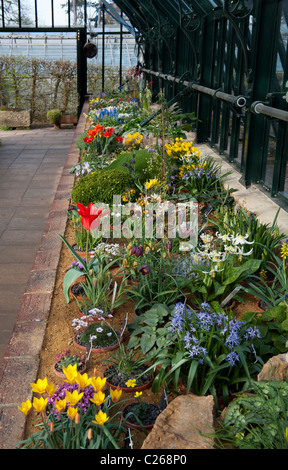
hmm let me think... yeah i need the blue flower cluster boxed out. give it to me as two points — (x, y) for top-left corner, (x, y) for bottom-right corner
(170, 302), (261, 367)
(95, 108), (122, 123)
(182, 166), (218, 180)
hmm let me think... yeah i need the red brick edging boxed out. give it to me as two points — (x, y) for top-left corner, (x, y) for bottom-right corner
(0, 99), (89, 449)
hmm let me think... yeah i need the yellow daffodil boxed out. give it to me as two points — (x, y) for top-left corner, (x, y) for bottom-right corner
(32, 396), (48, 413)
(65, 390), (84, 406)
(46, 383), (58, 397)
(110, 387), (122, 403)
(55, 398), (67, 413)
(125, 378), (137, 388)
(18, 399), (32, 416)
(144, 178), (159, 190)
(90, 390), (106, 406)
(67, 406), (78, 420)
(75, 372), (91, 389)
(63, 363), (78, 384)
(92, 409), (109, 426)
(30, 377), (48, 394)
(90, 376), (106, 392)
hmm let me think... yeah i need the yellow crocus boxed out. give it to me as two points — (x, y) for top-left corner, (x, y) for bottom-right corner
(30, 377), (48, 394)
(18, 399), (32, 416)
(65, 390), (84, 406)
(125, 379), (137, 388)
(63, 363), (78, 384)
(110, 387), (122, 403)
(75, 372), (91, 389)
(67, 406), (78, 420)
(134, 391), (143, 398)
(92, 409), (109, 426)
(32, 396), (48, 413)
(55, 398), (67, 413)
(90, 376), (106, 392)
(90, 390), (106, 406)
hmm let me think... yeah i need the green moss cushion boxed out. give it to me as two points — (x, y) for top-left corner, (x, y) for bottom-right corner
(106, 148), (159, 183)
(71, 169), (137, 206)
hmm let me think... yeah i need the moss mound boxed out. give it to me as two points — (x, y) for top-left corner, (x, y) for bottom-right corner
(71, 168), (137, 206)
(106, 148), (159, 183)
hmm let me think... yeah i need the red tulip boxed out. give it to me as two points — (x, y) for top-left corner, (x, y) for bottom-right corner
(76, 203), (110, 231)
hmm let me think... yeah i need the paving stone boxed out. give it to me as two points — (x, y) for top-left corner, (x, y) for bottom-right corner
(3, 321), (47, 358)
(24, 269), (57, 295)
(16, 292), (52, 323)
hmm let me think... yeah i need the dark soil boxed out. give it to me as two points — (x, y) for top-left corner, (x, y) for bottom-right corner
(71, 282), (86, 297)
(123, 402), (161, 427)
(104, 364), (152, 388)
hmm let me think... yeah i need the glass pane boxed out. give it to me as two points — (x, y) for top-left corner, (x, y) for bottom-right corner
(2, 0), (21, 26)
(36, 0), (52, 27)
(19, 0), (36, 26)
(53, 0), (69, 27)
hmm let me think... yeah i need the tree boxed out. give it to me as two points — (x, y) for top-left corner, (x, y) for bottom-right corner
(0, 0), (32, 26)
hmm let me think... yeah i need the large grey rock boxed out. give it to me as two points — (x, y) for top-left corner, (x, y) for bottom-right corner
(257, 353), (288, 381)
(141, 394), (215, 449)
(0, 110), (31, 128)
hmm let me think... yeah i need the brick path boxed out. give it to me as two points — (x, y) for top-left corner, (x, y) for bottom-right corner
(0, 108), (87, 448)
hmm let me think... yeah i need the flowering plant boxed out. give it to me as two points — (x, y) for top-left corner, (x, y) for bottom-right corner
(165, 137), (201, 166)
(58, 202), (110, 303)
(54, 350), (86, 374)
(149, 302), (263, 408)
(176, 157), (231, 203)
(17, 369), (125, 449)
(189, 231), (261, 305)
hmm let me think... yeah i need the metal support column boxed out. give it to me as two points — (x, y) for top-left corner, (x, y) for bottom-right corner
(77, 28), (87, 118)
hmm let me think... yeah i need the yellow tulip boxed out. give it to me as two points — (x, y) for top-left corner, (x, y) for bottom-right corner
(67, 406), (78, 420)
(63, 363), (78, 384)
(30, 377), (48, 394)
(76, 372), (91, 389)
(55, 398), (67, 413)
(92, 409), (109, 426)
(32, 396), (48, 413)
(65, 390), (84, 406)
(90, 376), (106, 392)
(110, 387), (122, 403)
(46, 383), (58, 397)
(90, 390), (106, 406)
(18, 399), (32, 416)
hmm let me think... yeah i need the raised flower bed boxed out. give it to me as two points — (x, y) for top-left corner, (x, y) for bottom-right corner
(18, 70), (288, 450)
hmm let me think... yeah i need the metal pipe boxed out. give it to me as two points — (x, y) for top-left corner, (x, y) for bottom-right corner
(251, 101), (288, 123)
(140, 67), (247, 108)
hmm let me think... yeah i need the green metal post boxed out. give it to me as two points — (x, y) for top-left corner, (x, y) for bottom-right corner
(241, 0), (280, 187)
(77, 28), (87, 118)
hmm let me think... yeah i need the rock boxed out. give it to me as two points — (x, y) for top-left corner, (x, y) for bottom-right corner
(257, 353), (288, 381)
(141, 394), (215, 449)
(0, 110), (31, 128)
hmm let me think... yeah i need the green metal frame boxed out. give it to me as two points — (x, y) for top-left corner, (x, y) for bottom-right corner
(2, 0), (288, 204)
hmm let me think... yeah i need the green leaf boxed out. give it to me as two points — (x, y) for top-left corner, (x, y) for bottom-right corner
(63, 268), (85, 303)
(140, 333), (156, 354)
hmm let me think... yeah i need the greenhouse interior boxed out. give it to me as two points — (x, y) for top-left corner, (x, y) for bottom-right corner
(0, 0), (288, 453)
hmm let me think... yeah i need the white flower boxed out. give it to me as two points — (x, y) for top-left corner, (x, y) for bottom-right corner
(96, 327), (103, 333)
(107, 332), (112, 337)
(232, 234), (254, 245)
(216, 232), (232, 242)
